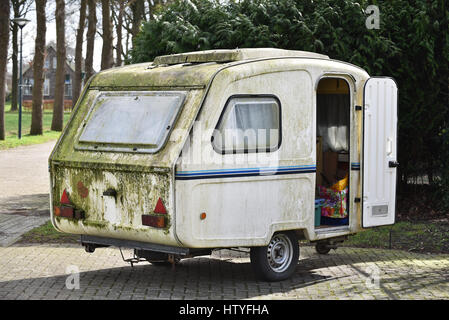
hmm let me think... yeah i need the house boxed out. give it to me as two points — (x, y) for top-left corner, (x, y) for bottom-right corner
(22, 44), (86, 110)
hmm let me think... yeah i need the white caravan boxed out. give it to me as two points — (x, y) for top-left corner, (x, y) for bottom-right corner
(49, 48), (398, 281)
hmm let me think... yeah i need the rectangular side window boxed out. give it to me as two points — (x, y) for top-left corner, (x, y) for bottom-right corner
(212, 96), (281, 153)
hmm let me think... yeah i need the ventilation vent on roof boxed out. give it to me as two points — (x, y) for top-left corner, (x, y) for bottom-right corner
(153, 48), (329, 65)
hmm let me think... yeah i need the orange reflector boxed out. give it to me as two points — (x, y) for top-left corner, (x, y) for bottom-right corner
(142, 215), (166, 228)
(200, 212), (206, 220)
(153, 197), (167, 214)
(61, 189), (71, 205)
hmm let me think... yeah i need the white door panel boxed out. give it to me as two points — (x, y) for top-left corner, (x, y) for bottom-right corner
(362, 77), (398, 227)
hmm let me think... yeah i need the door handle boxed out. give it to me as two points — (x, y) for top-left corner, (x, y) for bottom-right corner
(389, 161), (399, 168)
(103, 188), (117, 197)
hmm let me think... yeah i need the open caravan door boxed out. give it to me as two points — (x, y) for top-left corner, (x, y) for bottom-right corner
(362, 77), (398, 228)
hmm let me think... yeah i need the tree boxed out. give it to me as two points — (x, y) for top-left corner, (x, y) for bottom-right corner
(112, 0), (126, 66)
(85, 0), (96, 80)
(9, 0), (33, 112)
(72, 0), (87, 108)
(30, 0), (47, 135)
(51, 0), (66, 131)
(0, 0), (10, 140)
(101, 0), (114, 70)
(131, 0), (146, 44)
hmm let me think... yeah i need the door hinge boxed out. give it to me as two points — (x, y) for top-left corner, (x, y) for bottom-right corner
(355, 105), (362, 111)
(354, 197), (361, 203)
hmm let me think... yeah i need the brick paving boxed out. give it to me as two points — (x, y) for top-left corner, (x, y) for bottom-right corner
(0, 244), (447, 300)
(0, 213), (48, 247)
(0, 141), (54, 247)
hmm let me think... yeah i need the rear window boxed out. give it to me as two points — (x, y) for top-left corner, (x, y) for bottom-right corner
(77, 91), (186, 153)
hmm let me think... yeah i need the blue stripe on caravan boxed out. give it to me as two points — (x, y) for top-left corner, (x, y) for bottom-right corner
(351, 162), (360, 170)
(175, 165), (316, 180)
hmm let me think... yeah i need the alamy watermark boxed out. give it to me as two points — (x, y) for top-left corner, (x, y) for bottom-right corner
(365, 5), (380, 30)
(364, 264), (381, 289)
(65, 265), (80, 290)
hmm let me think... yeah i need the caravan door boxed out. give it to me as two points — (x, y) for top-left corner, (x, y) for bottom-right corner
(362, 77), (398, 228)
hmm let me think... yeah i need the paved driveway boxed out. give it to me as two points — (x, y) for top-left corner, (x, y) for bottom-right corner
(0, 141), (55, 246)
(0, 244), (447, 300)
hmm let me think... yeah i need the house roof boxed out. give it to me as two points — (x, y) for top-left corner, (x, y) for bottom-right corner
(22, 44), (88, 76)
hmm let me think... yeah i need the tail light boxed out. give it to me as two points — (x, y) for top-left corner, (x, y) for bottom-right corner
(54, 189), (84, 219)
(142, 197), (167, 228)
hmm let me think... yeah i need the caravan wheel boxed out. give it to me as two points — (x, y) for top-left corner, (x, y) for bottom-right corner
(250, 231), (299, 281)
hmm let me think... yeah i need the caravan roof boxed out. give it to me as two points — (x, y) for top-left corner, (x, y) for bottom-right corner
(153, 48), (330, 65)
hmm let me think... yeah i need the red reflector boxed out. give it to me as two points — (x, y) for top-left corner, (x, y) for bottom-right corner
(142, 215), (166, 228)
(153, 197), (167, 214)
(61, 189), (71, 205)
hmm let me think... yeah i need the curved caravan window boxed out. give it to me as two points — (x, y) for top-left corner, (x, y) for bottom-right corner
(212, 96), (281, 154)
(77, 91), (186, 153)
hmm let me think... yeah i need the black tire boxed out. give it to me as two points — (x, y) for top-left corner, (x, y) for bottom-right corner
(315, 242), (331, 255)
(250, 231), (299, 282)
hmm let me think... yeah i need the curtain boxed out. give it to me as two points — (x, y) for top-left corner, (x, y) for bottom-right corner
(218, 99), (279, 152)
(317, 94), (349, 152)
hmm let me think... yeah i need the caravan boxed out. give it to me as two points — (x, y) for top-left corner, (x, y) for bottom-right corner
(49, 48), (398, 281)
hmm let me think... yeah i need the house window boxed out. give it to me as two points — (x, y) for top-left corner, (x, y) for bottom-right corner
(64, 74), (72, 96)
(43, 78), (50, 96)
(65, 84), (72, 97)
(212, 95), (281, 154)
(53, 57), (56, 69)
(23, 78), (33, 95)
(44, 58), (49, 69)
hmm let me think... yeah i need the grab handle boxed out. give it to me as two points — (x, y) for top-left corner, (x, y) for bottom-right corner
(103, 188), (117, 197)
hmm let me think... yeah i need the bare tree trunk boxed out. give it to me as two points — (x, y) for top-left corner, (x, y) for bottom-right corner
(101, 0), (113, 70)
(72, 0), (87, 108)
(51, 0), (65, 132)
(131, 0), (145, 44)
(0, 1), (10, 140)
(30, 0), (47, 135)
(85, 0), (96, 80)
(115, 1), (125, 67)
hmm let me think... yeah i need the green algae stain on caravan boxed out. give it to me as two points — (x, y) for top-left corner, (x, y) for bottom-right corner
(49, 48), (398, 281)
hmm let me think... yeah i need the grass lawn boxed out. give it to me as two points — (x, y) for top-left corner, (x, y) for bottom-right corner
(343, 220), (449, 254)
(1, 101), (71, 150)
(18, 220), (78, 244)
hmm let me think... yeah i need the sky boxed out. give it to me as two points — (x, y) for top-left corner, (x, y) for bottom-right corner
(8, 1), (103, 73)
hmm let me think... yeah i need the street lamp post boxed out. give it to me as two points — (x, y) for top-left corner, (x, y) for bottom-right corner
(12, 17), (30, 140)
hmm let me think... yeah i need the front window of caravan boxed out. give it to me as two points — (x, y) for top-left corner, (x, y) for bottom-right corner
(212, 96), (281, 153)
(78, 91), (186, 153)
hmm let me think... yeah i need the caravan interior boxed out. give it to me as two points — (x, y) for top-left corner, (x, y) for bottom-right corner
(315, 78), (350, 229)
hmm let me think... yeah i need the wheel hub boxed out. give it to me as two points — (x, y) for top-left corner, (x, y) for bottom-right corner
(267, 234), (293, 273)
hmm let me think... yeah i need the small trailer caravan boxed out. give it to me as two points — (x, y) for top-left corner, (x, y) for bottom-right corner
(49, 48), (398, 281)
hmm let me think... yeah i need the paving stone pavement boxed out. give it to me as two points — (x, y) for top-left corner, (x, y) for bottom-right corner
(0, 244), (447, 300)
(0, 213), (49, 247)
(0, 141), (55, 247)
